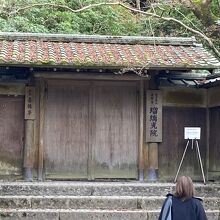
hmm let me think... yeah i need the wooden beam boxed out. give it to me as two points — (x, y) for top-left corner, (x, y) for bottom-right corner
(206, 102), (210, 181)
(38, 80), (46, 181)
(208, 87), (220, 107)
(149, 143), (159, 169)
(23, 86), (36, 181)
(161, 87), (207, 108)
(139, 80), (144, 181)
(88, 83), (94, 180)
(0, 84), (25, 95)
(23, 119), (34, 181)
(147, 76), (159, 181)
(0, 32), (197, 46)
(148, 143), (159, 181)
(34, 72), (146, 81)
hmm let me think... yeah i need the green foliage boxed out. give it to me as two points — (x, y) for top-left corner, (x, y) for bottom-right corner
(0, 0), (219, 51)
(0, 0), (143, 35)
(140, 5), (204, 37)
(210, 0), (220, 19)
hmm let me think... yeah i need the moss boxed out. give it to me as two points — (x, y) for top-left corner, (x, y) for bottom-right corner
(192, 0), (202, 5)
(41, 59), (55, 65)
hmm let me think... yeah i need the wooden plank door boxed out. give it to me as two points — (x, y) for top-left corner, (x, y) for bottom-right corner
(91, 82), (138, 179)
(160, 107), (206, 181)
(44, 81), (89, 179)
(209, 107), (220, 180)
(0, 96), (24, 178)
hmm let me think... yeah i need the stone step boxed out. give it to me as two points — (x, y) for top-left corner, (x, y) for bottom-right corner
(0, 195), (219, 211)
(0, 209), (219, 220)
(0, 182), (219, 197)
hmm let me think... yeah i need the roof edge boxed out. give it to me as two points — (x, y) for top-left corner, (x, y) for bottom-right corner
(0, 32), (197, 46)
(0, 63), (217, 70)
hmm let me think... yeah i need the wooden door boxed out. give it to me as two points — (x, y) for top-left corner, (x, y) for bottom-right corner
(209, 107), (220, 179)
(44, 81), (89, 179)
(0, 96), (24, 178)
(160, 107), (206, 181)
(44, 80), (138, 180)
(92, 82), (138, 179)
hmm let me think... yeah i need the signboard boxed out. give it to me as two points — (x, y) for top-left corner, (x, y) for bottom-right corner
(25, 86), (36, 120)
(184, 127), (201, 140)
(146, 90), (162, 142)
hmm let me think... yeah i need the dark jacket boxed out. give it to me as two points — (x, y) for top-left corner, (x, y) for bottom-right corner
(158, 193), (208, 220)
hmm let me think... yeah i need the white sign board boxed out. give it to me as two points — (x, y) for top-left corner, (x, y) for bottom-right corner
(184, 127), (201, 140)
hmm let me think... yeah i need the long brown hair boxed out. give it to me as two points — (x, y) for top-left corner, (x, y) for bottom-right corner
(175, 176), (195, 200)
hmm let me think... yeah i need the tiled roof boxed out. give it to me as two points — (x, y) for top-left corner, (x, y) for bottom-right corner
(0, 32), (220, 70)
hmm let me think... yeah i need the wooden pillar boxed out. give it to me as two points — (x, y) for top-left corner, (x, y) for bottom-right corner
(139, 80), (144, 181)
(206, 104), (210, 181)
(24, 86), (36, 181)
(23, 120), (34, 180)
(38, 80), (46, 181)
(148, 143), (159, 181)
(146, 78), (162, 181)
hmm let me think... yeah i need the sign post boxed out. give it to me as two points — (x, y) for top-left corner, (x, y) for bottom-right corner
(146, 90), (162, 181)
(174, 127), (206, 184)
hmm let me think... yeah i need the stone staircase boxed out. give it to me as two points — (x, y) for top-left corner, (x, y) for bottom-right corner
(0, 181), (219, 220)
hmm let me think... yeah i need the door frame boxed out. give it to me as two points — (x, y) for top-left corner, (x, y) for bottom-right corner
(38, 78), (144, 180)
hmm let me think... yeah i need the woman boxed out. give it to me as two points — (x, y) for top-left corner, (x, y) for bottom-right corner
(158, 176), (208, 220)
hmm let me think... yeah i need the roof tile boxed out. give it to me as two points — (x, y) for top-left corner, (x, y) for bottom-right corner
(0, 33), (219, 69)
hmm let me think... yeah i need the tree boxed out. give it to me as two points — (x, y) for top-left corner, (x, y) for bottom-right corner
(0, 0), (143, 35)
(0, 0), (219, 58)
(176, 0), (219, 26)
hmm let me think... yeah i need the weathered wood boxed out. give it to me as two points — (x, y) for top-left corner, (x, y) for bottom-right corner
(25, 86), (36, 120)
(0, 96), (24, 178)
(147, 142), (159, 181)
(88, 83), (94, 180)
(149, 143), (159, 169)
(24, 85), (36, 179)
(147, 78), (160, 181)
(42, 80), (139, 180)
(38, 80), (45, 180)
(139, 81), (144, 180)
(162, 88), (207, 107)
(44, 80), (89, 179)
(143, 81), (149, 180)
(34, 82), (40, 170)
(206, 107), (210, 181)
(146, 90), (162, 142)
(208, 87), (220, 107)
(23, 120), (35, 167)
(23, 119), (34, 180)
(160, 107), (207, 181)
(92, 81), (138, 179)
(34, 72), (145, 81)
(0, 84), (25, 95)
(0, 32), (197, 45)
(209, 107), (220, 174)
(143, 143), (149, 179)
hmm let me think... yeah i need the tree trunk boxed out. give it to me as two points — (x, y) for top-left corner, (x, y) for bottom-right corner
(178, 0), (215, 26)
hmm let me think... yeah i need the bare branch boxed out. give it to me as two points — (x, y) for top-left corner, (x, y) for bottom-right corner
(118, 2), (220, 58)
(114, 66), (150, 78)
(174, 7), (202, 33)
(9, 2), (120, 16)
